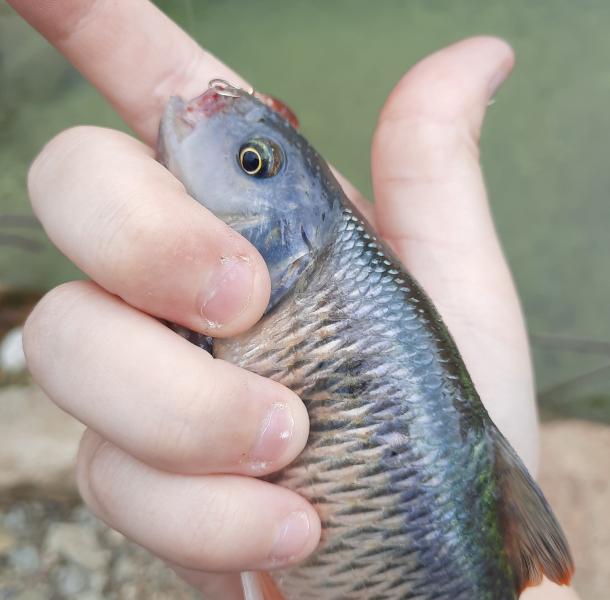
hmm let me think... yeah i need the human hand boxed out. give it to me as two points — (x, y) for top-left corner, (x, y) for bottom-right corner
(10, 1), (576, 598)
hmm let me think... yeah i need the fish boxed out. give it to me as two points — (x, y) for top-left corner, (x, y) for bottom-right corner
(157, 80), (573, 600)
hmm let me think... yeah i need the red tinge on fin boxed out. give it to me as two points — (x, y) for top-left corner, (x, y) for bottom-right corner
(241, 571), (286, 600)
(253, 91), (300, 129)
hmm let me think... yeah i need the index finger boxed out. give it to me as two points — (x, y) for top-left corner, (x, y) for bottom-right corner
(8, 0), (245, 145)
(8, 0), (373, 220)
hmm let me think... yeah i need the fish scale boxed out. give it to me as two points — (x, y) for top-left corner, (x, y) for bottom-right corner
(215, 206), (512, 599)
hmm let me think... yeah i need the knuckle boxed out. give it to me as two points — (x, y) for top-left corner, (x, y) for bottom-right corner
(95, 197), (257, 305)
(377, 111), (450, 150)
(152, 367), (260, 470)
(155, 375), (227, 465)
(183, 486), (248, 568)
(94, 198), (200, 290)
(75, 430), (103, 507)
(375, 111), (479, 184)
(79, 435), (125, 520)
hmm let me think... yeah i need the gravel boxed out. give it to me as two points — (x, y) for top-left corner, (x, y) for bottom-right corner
(0, 498), (198, 599)
(0, 327), (25, 374)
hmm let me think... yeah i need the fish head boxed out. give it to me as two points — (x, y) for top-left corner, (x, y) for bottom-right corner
(158, 87), (343, 309)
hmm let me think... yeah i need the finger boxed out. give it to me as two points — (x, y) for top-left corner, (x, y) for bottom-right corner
(24, 281), (308, 477)
(7, 0), (244, 146)
(28, 125), (270, 336)
(371, 37), (539, 470)
(8, 0), (374, 221)
(77, 430), (321, 571)
(373, 36), (514, 248)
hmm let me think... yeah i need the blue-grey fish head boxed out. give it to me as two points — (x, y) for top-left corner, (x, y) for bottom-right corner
(157, 87), (343, 309)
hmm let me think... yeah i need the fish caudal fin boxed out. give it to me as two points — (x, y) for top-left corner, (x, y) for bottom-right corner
(241, 571), (285, 600)
(492, 427), (574, 593)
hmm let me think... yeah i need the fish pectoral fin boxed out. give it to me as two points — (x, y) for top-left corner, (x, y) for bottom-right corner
(167, 322), (214, 354)
(241, 571), (285, 600)
(492, 426), (574, 593)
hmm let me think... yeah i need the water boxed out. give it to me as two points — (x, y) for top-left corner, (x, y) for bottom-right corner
(1, 0), (610, 417)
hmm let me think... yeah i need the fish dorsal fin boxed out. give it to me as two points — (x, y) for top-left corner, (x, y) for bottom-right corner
(492, 427), (574, 593)
(241, 571), (285, 600)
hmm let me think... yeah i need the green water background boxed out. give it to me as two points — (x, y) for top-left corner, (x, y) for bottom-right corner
(1, 0), (610, 421)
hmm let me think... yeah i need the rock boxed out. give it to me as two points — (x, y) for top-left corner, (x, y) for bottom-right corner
(111, 554), (138, 584)
(115, 583), (139, 600)
(103, 527), (126, 548)
(0, 498), (199, 599)
(71, 504), (103, 529)
(2, 504), (28, 533)
(77, 593), (106, 600)
(8, 545), (40, 573)
(0, 526), (16, 554)
(52, 562), (90, 595)
(43, 522), (111, 572)
(12, 585), (54, 600)
(0, 326), (26, 373)
(89, 570), (109, 593)
(0, 384), (84, 494)
(539, 420), (610, 600)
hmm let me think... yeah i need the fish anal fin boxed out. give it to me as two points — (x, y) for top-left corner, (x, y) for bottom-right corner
(241, 571), (285, 600)
(493, 427), (575, 593)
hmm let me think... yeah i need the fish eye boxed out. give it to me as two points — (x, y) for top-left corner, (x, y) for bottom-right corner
(238, 138), (283, 178)
(239, 147), (263, 175)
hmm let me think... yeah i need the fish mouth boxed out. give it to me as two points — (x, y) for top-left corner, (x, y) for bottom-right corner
(160, 96), (192, 144)
(158, 91), (231, 165)
(160, 90), (237, 142)
(157, 96), (189, 165)
(158, 86), (299, 158)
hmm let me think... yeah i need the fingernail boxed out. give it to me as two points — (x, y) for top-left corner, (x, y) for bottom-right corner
(249, 403), (294, 469)
(269, 510), (311, 561)
(199, 255), (254, 328)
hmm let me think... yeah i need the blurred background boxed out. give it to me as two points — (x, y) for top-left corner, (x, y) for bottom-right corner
(0, 1), (608, 598)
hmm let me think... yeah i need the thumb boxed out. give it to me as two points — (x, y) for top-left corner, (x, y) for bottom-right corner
(371, 37), (539, 471)
(372, 35), (513, 253)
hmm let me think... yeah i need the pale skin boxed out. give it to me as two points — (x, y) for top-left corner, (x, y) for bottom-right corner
(9, 1), (578, 598)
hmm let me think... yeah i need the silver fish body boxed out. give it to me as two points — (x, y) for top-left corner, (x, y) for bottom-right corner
(158, 83), (573, 599)
(215, 204), (511, 599)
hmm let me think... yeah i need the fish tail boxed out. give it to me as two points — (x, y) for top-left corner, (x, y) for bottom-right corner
(492, 426), (574, 593)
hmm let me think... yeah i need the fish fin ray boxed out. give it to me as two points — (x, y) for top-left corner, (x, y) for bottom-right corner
(241, 571), (285, 600)
(492, 426), (574, 592)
